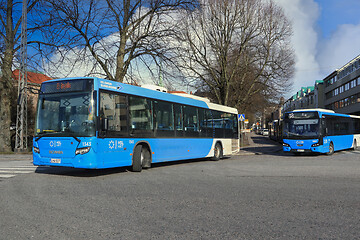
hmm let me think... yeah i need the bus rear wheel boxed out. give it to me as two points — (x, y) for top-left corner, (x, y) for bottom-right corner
(353, 140), (358, 151)
(212, 143), (223, 161)
(326, 142), (334, 156)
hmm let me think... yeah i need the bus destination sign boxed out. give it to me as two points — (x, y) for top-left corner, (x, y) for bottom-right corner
(41, 79), (93, 94)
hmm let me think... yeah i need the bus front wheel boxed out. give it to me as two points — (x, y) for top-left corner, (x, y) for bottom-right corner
(326, 142), (334, 155)
(132, 145), (143, 172)
(132, 144), (151, 172)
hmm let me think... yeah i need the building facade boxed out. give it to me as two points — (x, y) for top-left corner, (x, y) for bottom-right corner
(282, 81), (324, 113)
(324, 55), (360, 115)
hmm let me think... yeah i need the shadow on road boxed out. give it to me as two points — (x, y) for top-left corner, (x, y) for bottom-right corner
(241, 133), (285, 156)
(34, 158), (222, 177)
(35, 166), (129, 177)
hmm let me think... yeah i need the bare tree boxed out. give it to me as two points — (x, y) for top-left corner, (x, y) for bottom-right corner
(35, 0), (197, 83)
(171, 0), (294, 108)
(0, 0), (39, 152)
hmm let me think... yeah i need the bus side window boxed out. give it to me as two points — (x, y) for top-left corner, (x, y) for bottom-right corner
(212, 111), (224, 138)
(129, 96), (154, 138)
(223, 113), (233, 138)
(184, 106), (199, 138)
(199, 109), (207, 138)
(354, 118), (360, 134)
(174, 104), (183, 137)
(153, 100), (174, 137)
(99, 92), (128, 137)
(205, 109), (213, 138)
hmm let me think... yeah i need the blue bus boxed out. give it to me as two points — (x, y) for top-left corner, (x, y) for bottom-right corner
(33, 77), (239, 171)
(282, 109), (360, 155)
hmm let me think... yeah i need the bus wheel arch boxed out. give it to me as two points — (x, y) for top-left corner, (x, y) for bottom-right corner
(326, 142), (334, 155)
(212, 141), (223, 161)
(132, 142), (152, 172)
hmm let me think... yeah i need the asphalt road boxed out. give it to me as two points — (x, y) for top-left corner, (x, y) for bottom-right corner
(1, 136), (360, 239)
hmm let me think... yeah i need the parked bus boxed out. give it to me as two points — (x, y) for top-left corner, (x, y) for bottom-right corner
(33, 77), (239, 171)
(282, 109), (360, 155)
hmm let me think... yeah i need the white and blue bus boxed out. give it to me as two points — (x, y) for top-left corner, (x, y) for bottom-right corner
(33, 77), (239, 171)
(282, 109), (360, 155)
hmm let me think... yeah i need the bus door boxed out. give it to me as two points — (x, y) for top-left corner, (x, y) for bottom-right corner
(98, 92), (130, 167)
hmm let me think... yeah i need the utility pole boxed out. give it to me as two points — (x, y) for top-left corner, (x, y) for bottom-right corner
(15, 0), (28, 152)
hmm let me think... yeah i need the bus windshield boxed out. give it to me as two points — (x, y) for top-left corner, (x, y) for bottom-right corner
(283, 118), (320, 139)
(35, 91), (96, 137)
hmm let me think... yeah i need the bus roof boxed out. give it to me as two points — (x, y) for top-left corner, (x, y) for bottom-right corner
(43, 77), (238, 114)
(291, 108), (335, 113)
(286, 108), (360, 118)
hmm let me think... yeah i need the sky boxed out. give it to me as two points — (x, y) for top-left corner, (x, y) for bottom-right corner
(34, 0), (360, 99)
(274, 0), (360, 98)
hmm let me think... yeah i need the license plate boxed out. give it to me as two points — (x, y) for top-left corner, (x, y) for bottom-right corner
(297, 149), (305, 152)
(51, 158), (61, 163)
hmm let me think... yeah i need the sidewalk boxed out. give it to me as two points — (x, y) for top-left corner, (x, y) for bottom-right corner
(236, 132), (283, 156)
(0, 153), (32, 161)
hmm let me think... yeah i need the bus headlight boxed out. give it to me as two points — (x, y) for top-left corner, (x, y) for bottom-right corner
(283, 143), (290, 147)
(311, 143), (321, 147)
(75, 147), (91, 155)
(33, 147), (40, 153)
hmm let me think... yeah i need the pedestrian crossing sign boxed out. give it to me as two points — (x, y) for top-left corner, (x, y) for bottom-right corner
(238, 114), (245, 122)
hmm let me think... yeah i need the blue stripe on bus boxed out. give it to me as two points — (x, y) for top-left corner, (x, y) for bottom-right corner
(33, 137), (214, 169)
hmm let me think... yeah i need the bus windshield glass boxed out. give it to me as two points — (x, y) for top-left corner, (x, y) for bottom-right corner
(283, 112), (320, 139)
(35, 91), (96, 137)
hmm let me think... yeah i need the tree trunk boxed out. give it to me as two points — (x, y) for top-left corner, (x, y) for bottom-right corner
(0, 79), (13, 152)
(0, 43), (15, 152)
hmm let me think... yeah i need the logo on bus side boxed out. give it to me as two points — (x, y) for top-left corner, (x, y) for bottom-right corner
(109, 140), (124, 149)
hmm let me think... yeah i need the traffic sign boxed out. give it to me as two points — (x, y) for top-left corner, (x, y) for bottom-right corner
(238, 114), (245, 122)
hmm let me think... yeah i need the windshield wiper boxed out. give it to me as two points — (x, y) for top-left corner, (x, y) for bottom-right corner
(35, 131), (61, 141)
(35, 131), (81, 143)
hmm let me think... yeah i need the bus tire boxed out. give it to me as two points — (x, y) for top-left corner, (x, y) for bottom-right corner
(132, 145), (143, 172)
(353, 140), (358, 151)
(212, 142), (223, 161)
(142, 146), (151, 169)
(326, 142), (334, 156)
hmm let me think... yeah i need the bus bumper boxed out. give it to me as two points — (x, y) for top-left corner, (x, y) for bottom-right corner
(283, 145), (328, 154)
(33, 150), (99, 169)
(282, 139), (329, 154)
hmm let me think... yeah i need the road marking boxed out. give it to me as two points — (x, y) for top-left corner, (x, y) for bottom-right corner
(0, 170), (34, 174)
(0, 174), (16, 178)
(0, 167), (37, 170)
(0, 164), (49, 179)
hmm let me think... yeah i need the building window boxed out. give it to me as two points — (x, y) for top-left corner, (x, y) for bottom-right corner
(345, 83), (350, 91)
(339, 86), (344, 94)
(351, 95), (356, 104)
(339, 100), (344, 108)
